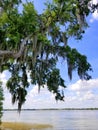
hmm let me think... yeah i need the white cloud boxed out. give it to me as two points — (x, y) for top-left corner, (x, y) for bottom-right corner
(0, 72), (7, 86)
(0, 71), (18, 109)
(23, 85), (58, 109)
(90, 10), (98, 22)
(1, 70), (98, 109)
(68, 79), (98, 107)
(23, 79), (98, 109)
(70, 79), (98, 91)
(0, 71), (11, 88)
(90, 0), (98, 22)
(92, 10), (98, 20)
(92, 0), (98, 4)
(82, 91), (94, 100)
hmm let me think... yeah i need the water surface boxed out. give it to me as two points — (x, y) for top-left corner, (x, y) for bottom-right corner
(2, 110), (98, 130)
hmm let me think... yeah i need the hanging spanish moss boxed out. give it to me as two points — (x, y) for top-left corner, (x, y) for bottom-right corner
(0, 0), (96, 113)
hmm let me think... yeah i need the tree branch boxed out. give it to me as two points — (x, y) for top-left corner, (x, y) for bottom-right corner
(0, 34), (33, 59)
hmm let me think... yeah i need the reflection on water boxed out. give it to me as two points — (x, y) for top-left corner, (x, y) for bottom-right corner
(2, 110), (98, 130)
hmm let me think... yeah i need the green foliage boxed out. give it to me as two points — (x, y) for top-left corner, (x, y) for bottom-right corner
(7, 63), (28, 112)
(47, 68), (66, 101)
(0, 0), (94, 112)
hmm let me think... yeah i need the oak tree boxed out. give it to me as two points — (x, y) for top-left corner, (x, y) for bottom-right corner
(0, 0), (97, 112)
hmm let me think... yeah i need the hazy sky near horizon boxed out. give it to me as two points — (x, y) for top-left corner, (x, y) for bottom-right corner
(0, 0), (98, 109)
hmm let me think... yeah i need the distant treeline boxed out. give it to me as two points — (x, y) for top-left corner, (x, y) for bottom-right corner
(3, 108), (98, 111)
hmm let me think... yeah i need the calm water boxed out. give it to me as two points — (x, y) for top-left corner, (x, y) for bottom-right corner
(2, 110), (98, 130)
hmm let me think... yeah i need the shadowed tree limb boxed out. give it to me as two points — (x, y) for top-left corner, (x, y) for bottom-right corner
(0, 34), (33, 59)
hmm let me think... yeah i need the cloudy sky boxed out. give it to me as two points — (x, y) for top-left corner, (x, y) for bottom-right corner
(0, 0), (98, 109)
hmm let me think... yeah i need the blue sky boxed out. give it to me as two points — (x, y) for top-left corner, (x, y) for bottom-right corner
(0, 0), (98, 109)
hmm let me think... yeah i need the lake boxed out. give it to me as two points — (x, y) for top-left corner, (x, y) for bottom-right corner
(2, 110), (98, 130)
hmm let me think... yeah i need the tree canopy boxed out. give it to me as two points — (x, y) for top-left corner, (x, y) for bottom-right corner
(0, 0), (97, 112)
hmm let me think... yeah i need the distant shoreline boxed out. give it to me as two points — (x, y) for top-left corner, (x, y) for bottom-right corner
(3, 108), (98, 111)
